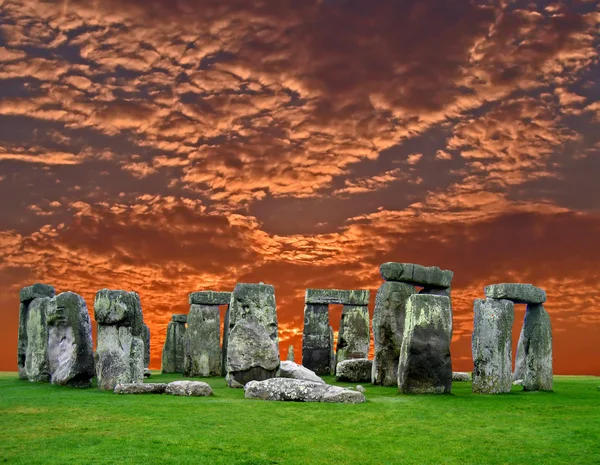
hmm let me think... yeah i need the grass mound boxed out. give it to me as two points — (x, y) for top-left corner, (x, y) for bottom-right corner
(1, 373), (599, 464)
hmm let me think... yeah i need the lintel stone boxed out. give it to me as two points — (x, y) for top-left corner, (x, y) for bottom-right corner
(172, 314), (188, 323)
(484, 283), (546, 304)
(380, 262), (453, 288)
(20, 283), (55, 303)
(188, 291), (231, 306)
(305, 289), (370, 306)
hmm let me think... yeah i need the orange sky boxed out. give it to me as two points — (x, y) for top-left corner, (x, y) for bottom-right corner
(0, 0), (599, 375)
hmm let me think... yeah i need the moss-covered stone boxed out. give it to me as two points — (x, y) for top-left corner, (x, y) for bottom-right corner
(23, 297), (52, 383)
(335, 305), (369, 370)
(380, 263), (453, 288)
(161, 318), (186, 373)
(304, 289), (370, 306)
(302, 303), (332, 376)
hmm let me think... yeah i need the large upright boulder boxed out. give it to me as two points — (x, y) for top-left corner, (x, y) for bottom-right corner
(184, 304), (221, 377)
(18, 283), (55, 381)
(142, 323), (150, 369)
(162, 314), (187, 373)
(335, 305), (369, 370)
(302, 303), (333, 376)
(517, 304), (553, 391)
(471, 298), (514, 394)
(398, 294), (452, 394)
(47, 292), (95, 387)
(94, 289), (145, 390)
(372, 282), (415, 386)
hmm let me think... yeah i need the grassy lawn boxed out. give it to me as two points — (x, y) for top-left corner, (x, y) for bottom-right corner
(0, 372), (599, 464)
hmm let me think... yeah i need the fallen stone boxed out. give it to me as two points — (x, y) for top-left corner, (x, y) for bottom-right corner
(184, 304), (221, 377)
(188, 291), (231, 306)
(47, 292), (95, 388)
(520, 304), (553, 391)
(356, 385), (366, 393)
(380, 263), (453, 289)
(452, 372), (471, 382)
(226, 319), (279, 388)
(114, 383), (167, 394)
(161, 316), (187, 373)
(335, 305), (370, 369)
(142, 323), (150, 368)
(287, 345), (295, 362)
(20, 283), (55, 303)
(166, 380), (213, 397)
(244, 378), (365, 404)
(372, 281), (415, 386)
(94, 289), (145, 390)
(336, 358), (373, 383)
(398, 294), (452, 394)
(484, 284), (546, 304)
(279, 360), (325, 384)
(302, 303), (333, 376)
(305, 289), (370, 306)
(472, 298), (514, 394)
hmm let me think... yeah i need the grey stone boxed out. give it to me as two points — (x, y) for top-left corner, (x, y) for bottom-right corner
(380, 262), (453, 289)
(279, 360), (325, 384)
(398, 294), (452, 394)
(172, 314), (187, 323)
(244, 378), (365, 404)
(372, 281), (415, 386)
(336, 358), (372, 383)
(189, 291), (231, 306)
(356, 385), (366, 393)
(452, 372), (471, 382)
(47, 292), (95, 388)
(166, 380), (213, 397)
(184, 304), (221, 377)
(302, 303), (332, 376)
(23, 297), (52, 382)
(114, 383), (167, 394)
(305, 289), (370, 306)
(514, 324), (526, 382)
(329, 326), (335, 375)
(484, 283), (546, 304)
(221, 306), (230, 377)
(142, 323), (150, 368)
(519, 304), (553, 391)
(161, 318), (186, 373)
(471, 298), (514, 394)
(335, 305), (370, 370)
(94, 290), (145, 390)
(226, 319), (279, 388)
(19, 283), (55, 303)
(286, 345), (295, 362)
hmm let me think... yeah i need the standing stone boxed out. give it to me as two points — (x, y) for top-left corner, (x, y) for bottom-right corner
(287, 345), (295, 362)
(226, 283), (279, 387)
(47, 292), (95, 387)
(222, 306), (229, 376)
(398, 294), (452, 394)
(142, 324), (150, 369)
(471, 298), (514, 394)
(161, 314), (187, 373)
(184, 304), (221, 377)
(335, 305), (369, 371)
(514, 324), (526, 382)
(18, 283), (55, 380)
(372, 282), (415, 386)
(519, 304), (553, 391)
(94, 289), (145, 390)
(329, 326), (335, 375)
(24, 297), (52, 382)
(302, 303), (332, 376)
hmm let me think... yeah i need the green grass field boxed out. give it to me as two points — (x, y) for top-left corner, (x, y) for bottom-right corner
(1, 373), (599, 464)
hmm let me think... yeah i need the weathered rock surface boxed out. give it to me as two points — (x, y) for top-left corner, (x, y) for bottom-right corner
(305, 289), (370, 306)
(519, 304), (553, 391)
(166, 380), (213, 396)
(302, 303), (333, 376)
(142, 323), (150, 368)
(161, 315), (187, 373)
(221, 306), (229, 377)
(94, 289), (145, 390)
(372, 281), (415, 386)
(356, 385), (366, 393)
(18, 283), (55, 380)
(172, 314), (188, 323)
(47, 292), (95, 387)
(184, 304), (221, 377)
(226, 319), (279, 388)
(336, 358), (373, 382)
(114, 383), (167, 394)
(452, 372), (471, 382)
(380, 263), (453, 289)
(329, 326), (335, 375)
(335, 305), (370, 369)
(279, 360), (325, 384)
(484, 284), (546, 304)
(189, 291), (231, 306)
(23, 297), (52, 382)
(398, 294), (452, 394)
(244, 378), (366, 404)
(226, 283), (280, 387)
(471, 298), (514, 394)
